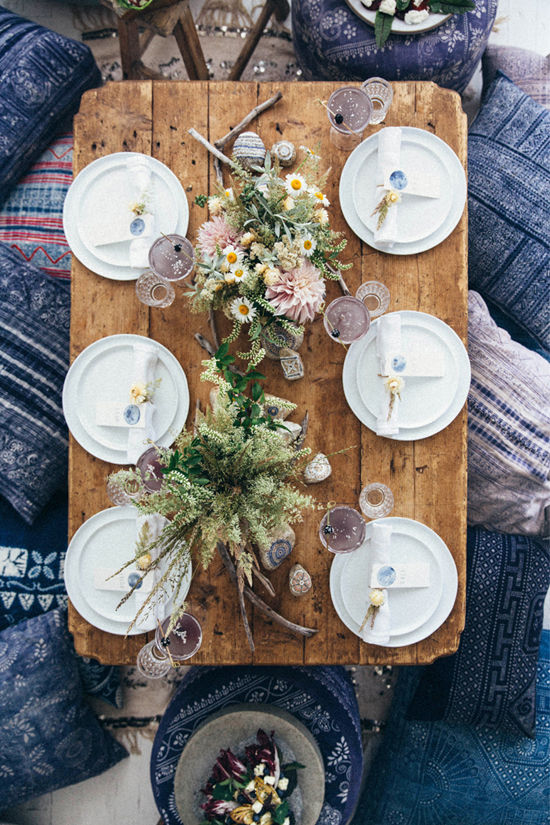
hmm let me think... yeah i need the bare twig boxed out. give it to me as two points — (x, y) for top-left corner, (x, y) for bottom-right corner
(237, 568), (255, 653)
(208, 309), (220, 350)
(213, 157), (224, 186)
(294, 411), (309, 451)
(326, 262), (351, 296)
(252, 565), (276, 598)
(215, 91), (283, 150)
(188, 127), (236, 168)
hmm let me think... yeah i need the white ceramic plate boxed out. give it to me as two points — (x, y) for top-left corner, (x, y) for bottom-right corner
(63, 152), (189, 280)
(339, 127), (466, 255)
(330, 516), (457, 647)
(65, 506), (191, 635)
(343, 311), (470, 440)
(63, 334), (189, 463)
(344, 0), (451, 34)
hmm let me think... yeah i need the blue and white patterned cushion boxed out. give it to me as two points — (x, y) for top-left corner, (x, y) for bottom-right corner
(469, 72), (550, 351)
(0, 242), (70, 523)
(291, 0), (497, 92)
(467, 291), (550, 535)
(482, 46), (550, 110)
(351, 630), (550, 825)
(77, 656), (123, 709)
(0, 8), (100, 208)
(0, 608), (127, 810)
(406, 527), (550, 738)
(151, 666), (363, 825)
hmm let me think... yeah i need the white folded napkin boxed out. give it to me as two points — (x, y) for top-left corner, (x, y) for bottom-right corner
(374, 127), (402, 247)
(126, 342), (159, 464)
(375, 314), (402, 436)
(127, 158), (156, 268)
(134, 512), (168, 628)
(360, 522), (392, 645)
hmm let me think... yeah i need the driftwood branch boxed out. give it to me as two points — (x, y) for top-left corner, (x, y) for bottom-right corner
(327, 262), (351, 296)
(237, 568), (255, 653)
(188, 128), (236, 168)
(208, 309), (220, 350)
(252, 564), (276, 598)
(215, 91), (283, 150)
(217, 542), (317, 650)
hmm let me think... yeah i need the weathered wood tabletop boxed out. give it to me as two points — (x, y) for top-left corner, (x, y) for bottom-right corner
(68, 80), (467, 666)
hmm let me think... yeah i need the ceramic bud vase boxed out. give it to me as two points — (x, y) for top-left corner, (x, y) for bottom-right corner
(260, 322), (304, 360)
(259, 524), (296, 571)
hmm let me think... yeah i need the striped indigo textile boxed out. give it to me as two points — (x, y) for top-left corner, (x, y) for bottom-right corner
(0, 243), (70, 523)
(467, 291), (550, 535)
(0, 133), (73, 280)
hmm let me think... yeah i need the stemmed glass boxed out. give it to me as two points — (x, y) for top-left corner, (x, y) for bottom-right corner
(136, 446), (165, 493)
(149, 234), (195, 282)
(319, 505), (367, 554)
(136, 614), (203, 679)
(326, 87), (372, 151)
(323, 295), (371, 344)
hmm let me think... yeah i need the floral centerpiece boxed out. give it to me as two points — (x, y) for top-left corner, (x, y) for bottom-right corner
(201, 729), (303, 825)
(366, 0), (476, 47)
(188, 148), (351, 361)
(108, 345), (318, 647)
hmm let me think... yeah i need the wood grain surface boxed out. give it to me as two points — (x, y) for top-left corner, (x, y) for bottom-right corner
(68, 80), (467, 665)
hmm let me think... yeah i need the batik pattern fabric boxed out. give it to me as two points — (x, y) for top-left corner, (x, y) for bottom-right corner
(467, 291), (550, 536)
(291, 0), (497, 92)
(407, 527), (550, 738)
(468, 72), (550, 351)
(0, 243), (70, 523)
(0, 8), (100, 208)
(151, 666), (363, 825)
(351, 630), (550, 825)
(482, 46), (550, 109)
(0, 608), (127, 810)
(0, 133), (73, 279)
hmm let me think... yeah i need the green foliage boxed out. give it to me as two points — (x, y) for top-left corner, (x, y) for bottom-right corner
(375, 11), (394, 47)
(430, 0), (475, 10)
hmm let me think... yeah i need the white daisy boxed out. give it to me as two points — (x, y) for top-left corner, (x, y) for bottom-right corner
(284, 172), (307, 196)
(230, 297), (256, 323)
(299, 234), (317, 257)
(230, 263), (249, 283)
(223, 187), (234, 201)
(310, 188), (330, 207)
(221, 245), (243, 268)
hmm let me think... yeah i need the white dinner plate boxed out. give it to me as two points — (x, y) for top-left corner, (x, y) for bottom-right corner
(63, 152), (189, 280)
(65, 506), (191, 636)
(344, 0), (451, 34)
(63, 334), (189, 464)
(339, 127), (466, 255)
(343, 311), (471, 440)
(330, 517), (458, 647)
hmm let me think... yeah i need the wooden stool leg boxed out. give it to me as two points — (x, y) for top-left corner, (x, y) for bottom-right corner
(117, 17), (142, 79)
(228, 0), (275, 81)
(174, 8), (209, 81)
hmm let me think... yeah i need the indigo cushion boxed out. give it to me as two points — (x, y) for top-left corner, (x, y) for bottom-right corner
(407, 527), (550, 738)
(0, 495), (122, 708)
(0, 132), (73, 280)
(351, 629), (550, 825)
(0, 242), (70, 523)
(0, 9), (100, 208)
(467, 291), (550, 535)
(0, 608), (127, 809)
(482, 46), (550, 109)
(468, 72), (550, 351)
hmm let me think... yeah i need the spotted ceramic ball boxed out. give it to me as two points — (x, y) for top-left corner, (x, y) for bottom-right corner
(232, 131), (266, 171)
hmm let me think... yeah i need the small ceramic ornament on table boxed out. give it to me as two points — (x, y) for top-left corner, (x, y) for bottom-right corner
(304, 453), (332, 484)
(232, 131), (266, 171)
(289, 563), (312, 596)
(260, 323), (304, 360)
(271, 140), (296, 167)
(258, 524), (296, 570)
(280, 348), (304, 380)
(278, 420), (302, 445)
(262, 393), (292, 421)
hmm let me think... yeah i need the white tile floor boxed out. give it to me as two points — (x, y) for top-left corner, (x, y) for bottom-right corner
(1, 1), (548, 823)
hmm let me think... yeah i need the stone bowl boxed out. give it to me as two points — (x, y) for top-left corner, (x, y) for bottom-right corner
(173, 703), (325, 825)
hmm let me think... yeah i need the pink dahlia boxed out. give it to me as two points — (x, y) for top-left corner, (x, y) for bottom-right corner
(265, 260), (325, 324)
(197, 216), (239, 258)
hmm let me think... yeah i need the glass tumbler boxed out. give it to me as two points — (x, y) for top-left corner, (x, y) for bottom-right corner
(361, 77), (394, 125)
(355, 281), (391, 318)
(359, 483), (394, 519)
(135, 270), (175, 308)
(149, 235), (195, 282)
(327, 87), (372, 151)
(136, 613), (203, 679)
(324, 295), (371, 344)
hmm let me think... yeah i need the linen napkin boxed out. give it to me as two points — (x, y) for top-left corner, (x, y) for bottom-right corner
(360, 522), (392, 645)
(373, 127), (402, 247)
(126, 342), (159, 464)
(133, 512), (168, 628)
(127, 158), (156, 268)
(375, 314), (402, 436)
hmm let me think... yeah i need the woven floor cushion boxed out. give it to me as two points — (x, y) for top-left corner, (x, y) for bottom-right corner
(483, 46), (550, 109)
(0, 132), (73, 279)
(291, 0), (497, 92)
(0, 8), (100, 209)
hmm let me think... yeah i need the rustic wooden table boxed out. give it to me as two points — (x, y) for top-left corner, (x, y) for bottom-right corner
(68, 80), (467, 666)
